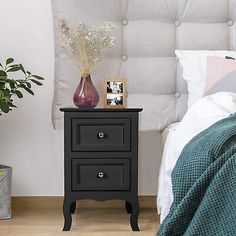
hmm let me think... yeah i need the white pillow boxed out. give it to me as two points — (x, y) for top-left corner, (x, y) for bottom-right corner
(175, 50), (236, 108)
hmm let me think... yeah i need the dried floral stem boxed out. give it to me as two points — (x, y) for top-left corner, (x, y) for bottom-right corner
(58, 20), (117, 78)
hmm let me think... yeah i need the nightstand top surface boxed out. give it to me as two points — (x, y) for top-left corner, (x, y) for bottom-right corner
(60, 108), (143, 112)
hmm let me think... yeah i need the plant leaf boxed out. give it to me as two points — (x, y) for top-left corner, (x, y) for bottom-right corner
(3, 89), (10, 97)
(8, 102), (17, 108)
(0, 100), (10, 113)
(0, 70), (7, 79)
(7, 66), (21, 72)
(30, 79), (43, 86)
(19, 64), (26, 75)
(25, 82), (31, 88)
(31, 75), (44, 80)
(23, 87), (34, 95)
(15, 90), (23, 98)
(9, 82), (16, 89)
(6, 58), (14, 65)
(5, 79), (15, 89)
(16, 79), (27, 83)
(2, 96), (11, 102)
(9, 64), (20, 68)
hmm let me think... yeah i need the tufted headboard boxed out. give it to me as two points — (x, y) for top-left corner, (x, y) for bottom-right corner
(51, 0), (236, 195)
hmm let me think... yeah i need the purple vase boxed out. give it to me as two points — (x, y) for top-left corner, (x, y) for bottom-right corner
(73, 74), (99, 108)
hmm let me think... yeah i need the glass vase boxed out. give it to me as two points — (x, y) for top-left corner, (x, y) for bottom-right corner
(73, 74), (99, 108)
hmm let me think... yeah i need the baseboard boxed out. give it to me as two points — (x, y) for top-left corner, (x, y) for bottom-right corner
(12, 196), (156, 209)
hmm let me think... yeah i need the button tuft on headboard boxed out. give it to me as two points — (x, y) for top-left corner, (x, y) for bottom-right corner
(122, 19), (128, 25)
(228, 20), (234, 26)
(121, 55), (128, 61)
(174, 20), (181, 27)
(174, 92), (181, 98)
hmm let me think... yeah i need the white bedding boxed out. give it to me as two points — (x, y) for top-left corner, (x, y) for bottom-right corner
(157, 92), (236, 223)
(161, 122), (180, 148)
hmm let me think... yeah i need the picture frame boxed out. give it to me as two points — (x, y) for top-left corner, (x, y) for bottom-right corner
(104, 79), (126, 108)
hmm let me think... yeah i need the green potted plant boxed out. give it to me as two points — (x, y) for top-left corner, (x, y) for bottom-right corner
(0, 58), (44, 219)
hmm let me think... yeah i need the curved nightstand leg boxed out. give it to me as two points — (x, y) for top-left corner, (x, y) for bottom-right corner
(129, 199), (140, 231)
(63, 200), (73, 231)
(125, 201), (132, 214)
(70, 201), (76, 214)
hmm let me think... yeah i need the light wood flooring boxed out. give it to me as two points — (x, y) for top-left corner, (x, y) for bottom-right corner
(0, 208), (159, 236)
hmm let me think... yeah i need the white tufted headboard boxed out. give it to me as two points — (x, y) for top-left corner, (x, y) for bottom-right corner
(51, 0), (236, 195)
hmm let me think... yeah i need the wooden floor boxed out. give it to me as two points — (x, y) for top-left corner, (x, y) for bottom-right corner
(0, 208), (160, 236)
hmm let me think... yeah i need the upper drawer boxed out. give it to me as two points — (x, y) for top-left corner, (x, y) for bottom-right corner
(71, 118), (131, 152)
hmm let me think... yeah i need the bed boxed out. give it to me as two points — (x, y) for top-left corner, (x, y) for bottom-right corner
(158, 90), (236, 220)
(157, 47), (236, 236)
(157, 92), (236, 235)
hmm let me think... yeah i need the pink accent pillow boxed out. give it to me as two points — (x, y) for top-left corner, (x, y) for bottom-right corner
(204, 57), (236, 96)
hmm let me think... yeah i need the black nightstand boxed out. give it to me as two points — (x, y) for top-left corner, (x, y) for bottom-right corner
(60, 108), (143, 231)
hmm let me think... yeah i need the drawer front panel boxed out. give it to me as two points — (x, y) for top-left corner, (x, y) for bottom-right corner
(72, 159), (130, 191)
(72, 118), (131, 151)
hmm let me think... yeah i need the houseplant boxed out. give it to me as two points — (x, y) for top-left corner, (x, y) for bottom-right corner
(0, 57), (44, 219)
(58, 20), (117, 108)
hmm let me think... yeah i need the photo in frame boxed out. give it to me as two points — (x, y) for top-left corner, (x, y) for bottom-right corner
(104, 79), (126, 108)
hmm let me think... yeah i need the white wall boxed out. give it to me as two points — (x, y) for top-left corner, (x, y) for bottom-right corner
(0, 0), (64, 196)
(0, 0), (159, 196)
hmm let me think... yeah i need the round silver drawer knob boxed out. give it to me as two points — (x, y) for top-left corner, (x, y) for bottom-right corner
(97, 172), (105, 178)
(98, 132), (105, 139)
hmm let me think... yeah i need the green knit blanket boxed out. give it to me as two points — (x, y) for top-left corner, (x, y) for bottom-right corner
(157, 113), (236, 236)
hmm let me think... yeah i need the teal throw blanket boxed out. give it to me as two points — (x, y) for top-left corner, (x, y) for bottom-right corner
(157, 113), (236, 236)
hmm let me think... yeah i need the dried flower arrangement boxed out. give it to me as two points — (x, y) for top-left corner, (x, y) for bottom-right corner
(58, 20), (117, 78)
(57, 20), (117, 108)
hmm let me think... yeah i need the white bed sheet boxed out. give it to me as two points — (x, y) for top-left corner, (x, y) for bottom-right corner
(161, 122), (180, 149)
(157, 92), (236, 223)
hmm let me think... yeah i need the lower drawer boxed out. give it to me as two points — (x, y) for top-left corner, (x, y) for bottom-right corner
(72, 159), (130, 191)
